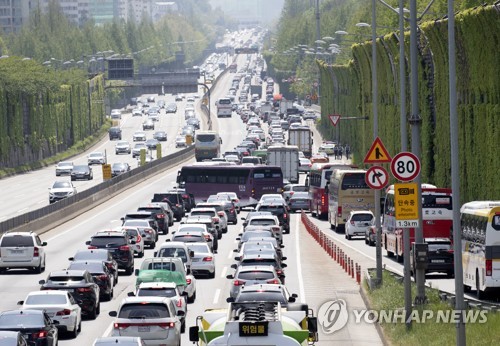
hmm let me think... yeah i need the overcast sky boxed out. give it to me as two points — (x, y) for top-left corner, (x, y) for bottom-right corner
(208, 0), (285, 23)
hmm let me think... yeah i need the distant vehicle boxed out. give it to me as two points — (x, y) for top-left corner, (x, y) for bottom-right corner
(165, 103), (177, 113)
(145, 138), (159, 150)
(115, 140), (131, 155)
(110, 109), (121, 119)
(71, 164), (93, 181)
(132, 143), (147, 158)
(0, 310), (59, 345)
(87, 151), (105, 165)
(133, 131), (146, 142)
(142, 119), (154, 131)
(153, 131), (167, 141)
(345, 210), (374, 240)
(194, 131), (221, 161)
(111, 162), (131, 177)
(267, 145), (300, 184)
(108, 127), (122, 140)
(175, 135), (187, 148)
(288, 127), (313, 158)
(55, 161), (74, 176)
(49, 180), (77, 204)
(216, 97), (232, 118)
(0, 231), (47, 273)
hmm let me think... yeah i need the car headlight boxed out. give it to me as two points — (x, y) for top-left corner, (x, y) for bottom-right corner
(49, 192), (55, 196)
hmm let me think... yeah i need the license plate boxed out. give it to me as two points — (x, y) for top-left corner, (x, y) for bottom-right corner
(138, 326), (150, 332)
(432, 259), (445, 263)
(10, 250), (23, 254)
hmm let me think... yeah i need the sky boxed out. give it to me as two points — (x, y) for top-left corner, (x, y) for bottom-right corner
(208, 0), (285, 24)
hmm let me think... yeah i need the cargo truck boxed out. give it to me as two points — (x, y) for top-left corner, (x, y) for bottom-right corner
(267, 145), (299, 183)
(287, 127), (313, 158)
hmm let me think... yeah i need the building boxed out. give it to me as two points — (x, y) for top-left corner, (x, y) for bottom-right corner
(0, 0), (33, 33)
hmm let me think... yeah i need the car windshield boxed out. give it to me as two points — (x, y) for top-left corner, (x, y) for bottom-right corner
(0, 235), (34, 247)
(144, 262), (176, 271)
(73, 165), (88, 171)
(0, 314), (44, 328)
(118, 303), (170, 319)
(89, 153), (102, 158)
(237, 271), (275, 280)
(53, 181), (72, 188)
(112, 163), (127, 169)
(137, 288), (177, 298)
(74, 251), (106, 261)
(242, 232), (273, 241)
(117, 141), (128, 146)
(157, 248), (187, 262)
(90, 236), (127, 247)
(25, 295), (67, 305)
(191, 211), (215, 217)
(58, 162), (72, 167)
(428, 242), (452, 251)
(173, 234), (203, 242)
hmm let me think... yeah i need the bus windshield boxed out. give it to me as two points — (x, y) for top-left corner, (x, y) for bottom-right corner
(341, 173), (369, 189)
(196, 134), (216, 142)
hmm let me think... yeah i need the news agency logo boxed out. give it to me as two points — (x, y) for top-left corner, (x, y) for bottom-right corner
(318, 299), (489, 334)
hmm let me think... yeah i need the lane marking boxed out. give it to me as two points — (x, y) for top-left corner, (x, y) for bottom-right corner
(227, 250), (233, 259)
(103, 322), (113, 337)
(221, 266), (227, 279)
(295, 217), (306, 303)
(213, 288), (221, 304)
(17, 208), (28, 213)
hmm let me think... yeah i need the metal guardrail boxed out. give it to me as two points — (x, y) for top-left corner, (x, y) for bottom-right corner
(0, 145), (194, 236)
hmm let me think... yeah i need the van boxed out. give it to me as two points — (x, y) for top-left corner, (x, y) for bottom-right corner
(241, 156), (262, 165)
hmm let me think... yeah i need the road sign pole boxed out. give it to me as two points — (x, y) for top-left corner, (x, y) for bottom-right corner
(403, 228), (412, 329)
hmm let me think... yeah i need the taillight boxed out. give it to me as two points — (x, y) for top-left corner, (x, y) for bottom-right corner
(182, 194), (188, 198)
(186, 278), (192, 285)
(119, 246), (130, 251)
(76, 287), (92, 292)
(32, 331), (47, 338)
(212, 217), (220, 223)
(158, 322), (175, 329)
(283, 213), (287, 219)
(88, 246), (98, 249)
(230, 207), (235, 213)
(204, 235), (211, 241)
(486, 259), (492, 276)
(233, 279), (245, 286)
(290, 191), (294, 196)
(176, 299), (183, 308)
(234, 199), (239, 203)
(251, 188), (255, 197)
(114, 323), (130, 330)
(350, 220), (355, 225)
(105, 262), (114, 269)
(203, 256), (213, 262)
(97, 274), (108, 281)
(136, 234), (142, 243)
(56, 309), (72, 316)
(157, 213), (165, 219)
(176, 204), (182, 207)
(218, 211), (225, 217)
(338, 206), (342, 216)
(33, 247), (40, 257)
(321, 195), (326, 205)
(276, 269), (283, 275)
(267, 279), (280, 284)
(145, 230), (153, 234)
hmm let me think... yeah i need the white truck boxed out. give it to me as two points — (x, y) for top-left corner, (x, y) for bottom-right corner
(287, 126), (313, 158)
(267, 145), (299, 183)
(279, 100), (294, 116)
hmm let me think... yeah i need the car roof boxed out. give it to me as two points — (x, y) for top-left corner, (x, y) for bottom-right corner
(49, 270), (88, 276)
(242, 253), (276, 260)
(121, 296), (172, 305)
(237, 265), (275, 272)
(25, 290), (68, 297)
(239, 284), (285, 292)
(93, 230), (126, 237)
(138, 282), (177, 289)
(350, 210), (374, 215)
(158, 242), (189, 249)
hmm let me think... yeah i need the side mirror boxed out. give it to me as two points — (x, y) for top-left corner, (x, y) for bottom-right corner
(134, 269), (140, 276)
(85, 241), (91, 246)
(120, 217), (124, 221)
(68, 257), (74, 261)
(234, 256), (241, 261)
(241, 217), (246, 221)
(292, 293), (298, 298)
(238, 233), (242, 236)
(233, 249), (238, 253)
(226, 274), (234, 279)
(230, 264), (237, 269)
(154, 251), (158, 257)
(109, 311), (118, 317)
(288, 297), (296, 303)
(130, 240), (136, 245)
(177, 310), (185, 317)
(189, 326), (200, 342)
(127, 292), (135, 297)
(281, 256), (287, 261)
(17, 301), (24, 306)
(190, 251), (195, 258)
(38, 280), (46, 285)
(52, 320), (60, 325)
(42, 242), (47, 246)
(226, 297), (235, 303)
(281, 263), (288, 268)
(235, 237), (241, 241)
(280, 245), (285, 248)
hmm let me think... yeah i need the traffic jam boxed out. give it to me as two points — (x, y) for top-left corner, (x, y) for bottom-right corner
(0, 26), (499, 346)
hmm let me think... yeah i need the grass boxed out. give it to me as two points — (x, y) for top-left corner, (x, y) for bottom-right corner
(0, 121), (112, 179)
(364, 271), (500, 346)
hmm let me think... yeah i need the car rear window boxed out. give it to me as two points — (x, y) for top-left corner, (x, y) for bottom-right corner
(173, 235), (204, 242)
(257, 205), (285, 213)
(237, 271), (275, 280)
(0, 235), (34, 247)
(118, 303), (170, 319)
(137, 288), (177, 298)
(157, 248), (187, 262)
(145, 262), (176, 271)
(25, 295), (67, 305)
(241, 259), (277, 266)
(74, 251), (107, 261)
(352, 214), (374, 222)
(292, 186), (308, 192)
(196, 134), (216, 142)
(236, 292), (286, 304)
(49, 276), (85, 282)
(67, 262), (104, 274)
(0, 314), (44, 328)
(428, 243), (452, 251)
(90, 236), (127, 247)
(152, 194), (180, 204)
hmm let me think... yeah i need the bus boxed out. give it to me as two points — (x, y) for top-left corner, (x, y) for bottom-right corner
(194, 131), (221, 161)
(177, 164), (283, 207)
(328, 169), (375, 231)
(461, 201), (500, 299)
(216, 98), (232, 118)
(382, 184), (453, 262)
(308, 163), (356, 219)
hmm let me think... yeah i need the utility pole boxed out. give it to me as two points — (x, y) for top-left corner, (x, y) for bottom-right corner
(409, 0), (426, 305)
(315, 0), (321, 42)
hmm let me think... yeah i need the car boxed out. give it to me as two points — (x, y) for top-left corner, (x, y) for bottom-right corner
(131, 282), (187, 333)
(39, 270), (100, 320)
(165, 103), (177, 113)
(153, 131), (167, 141)
(109, 297), (182, 345)
(228, 284), (298, 308)
(86, 231), (135, 275)
(174, 95), (183, 101)
(235, 252), (287, 284)
(299, 158), (312, 172)
(216, 192), (241, 213)
(175, 135), (187, 147)
(227, 265), (281, 299)
(147, 110), (160, 122)
(122, 221), (157, 249)
(142, 119), (155, 130)
(310, 154), (329, 164)
(173, 225), (214, 252)
(109, 127), (122, 140)
(132, 143), (147, 158)
(70, 164), (93, 181)
(282, 184), (309, 202)
(137, 205), (170, 235)
(121, 227), (145, 258)
(189, 207), (227, 237)
(151, 192), (186, 221)
(318, 143), (336, 155)
(111, 162), (131, 177)
(243, 214), (283, 245)
(183, 216), (218, 251)
(0, 310), (58, 345)
(93, 336), (145, 345)
(186, 117), (200, 129)
(145, 202), (175, 227)
(186, 96), (195, 103)
(288, 192), (311, 212)
(132, 108), (143, 117)
(303, 110), (317, 120)
(121, 211), (159, 242)
(68, 249), (119, 284)
(241, 211), (273, 228)
(110, 109), (122, 119)
(345, 210), (375, 240)
(236, 230), (275, 251)
(0, 232), (47, 273)
(145, 138), (159, 150)
(48, 180), (77, 204)
(202, 199), (238, 225)
(154, 242), (193, 274)
(55, 161), (74, 176)
(255, 202), (290, 233)
(0, 331), (29, 345)
(186, 242), (215, 278)
(133, 131), (147, 142)
(236, 240), (284, 263)
(410, 238), (455, 277)
(67, 261), (114, 301)
(87, 151), (105, 165)
(225, 154), (240, 164)
(18, 290), (82, 338)
(147, 95), (156, 103)
(115, 141), (132, 155)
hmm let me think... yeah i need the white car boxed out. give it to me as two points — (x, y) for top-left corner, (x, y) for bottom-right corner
(216, 192), (241, 213)
(55, 161), (74, 176)
(303, 110), (317, 120)
(48, 180), (77, 204)
(259, 194), (286, 205)
(190, 207), (228, 236)
(110, 109), (122, 119)
(132, 143), (147, 158)
(131, 108), (142, 117)
(133, 131), (147, 142)
(18, 290), (81, 338)
(318, 143), (336, 155)
(175, 135), (187, 147)
(122, 227), (145, 258)
(109, 297), (182, 345)
(345, 210), (375, 240)
(186, 242), (215, 278)
(0, 231), (47, 273)
(87, 151), (105, 165)
(115, 141), (131, 155)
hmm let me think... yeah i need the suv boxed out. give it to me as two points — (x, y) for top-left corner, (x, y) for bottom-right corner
(68, 249), (119, 284)
(152, 192), (186, 221)
(255, 203), (290, 233)
(137, 205), (170, 235)
(0, 232), (47, 273)
(86, 231), (135, 275)
(121, 212), (159, 240)
(108, 127), (122, 140)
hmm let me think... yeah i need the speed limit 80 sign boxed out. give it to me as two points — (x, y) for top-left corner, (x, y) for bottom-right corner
(390, 152), (421, 181)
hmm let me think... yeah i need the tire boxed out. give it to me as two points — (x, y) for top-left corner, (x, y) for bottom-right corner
(34, 262), (42, 274)
(77, 320), (81, 332)
(181, 320), (186, 333)
(89, 305), (97, 320)
(125, 265), (134, 276)
(476, 271), (484, 300)
(187, 291), (196, 303)
(138, 250), (144, 258)
(96, 302), (100, 316)
(463, 284), (471, 293)
(387, 250), (394, 258)
(365, 237), (369, 245)
(70, 320), (78, 339)
(346, 233), (351, 240)
(209, 271), (215, 279)
(114, 273), (118, 284)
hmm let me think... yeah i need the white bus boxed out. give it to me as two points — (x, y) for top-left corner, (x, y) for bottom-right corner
(216, 97), (232, 118)
(194, 131), (221, 162)
(461, 201), (500, 299)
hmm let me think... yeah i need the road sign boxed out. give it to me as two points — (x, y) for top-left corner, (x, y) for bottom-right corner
(328, 114), (341, 126)
(365, 166), (389, 190)
(391, 152), (421, 181)
(363, 137), (392, 163)
(102, 164), (112, 181)
(394, 182), (420, 227)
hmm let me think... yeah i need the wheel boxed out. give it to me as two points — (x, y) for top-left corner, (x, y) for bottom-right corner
(476, 271), (485, 300)
(346, 234), (351, 240)
(125, 265), (134, 276)
(446, 271), (454, 278)
(181, 320), (186, 333)
(96, 302), (100, 315)
(387, 250), (394, 258)
(463, 284), (471, 293)
(208, 271), (215, 279)
(77, 320), (81, 332)
(365, 237), (369, 244)
(34, 262), (42, 274)
(138, 250), (144, 258)
(114, 273), (118, 284)
(70, 320), (78, 338)
(187, 291), (196, 303)
(396, 247), (403, 263)
(89, 305), (97, 320)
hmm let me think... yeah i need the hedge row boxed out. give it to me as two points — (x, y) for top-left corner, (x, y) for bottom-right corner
(318, 5), (499, 202)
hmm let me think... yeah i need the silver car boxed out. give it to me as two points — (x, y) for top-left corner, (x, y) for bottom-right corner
(227, 265), (280, 299)
(87, 152), (105, 165)
(55, 161), (74, 176)
(115, 141), (131, 155)
(187, 242), (215, 278)
(288, 191), (312, 212)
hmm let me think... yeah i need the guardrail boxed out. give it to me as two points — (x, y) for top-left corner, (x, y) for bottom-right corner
(0, 145), (194, 236)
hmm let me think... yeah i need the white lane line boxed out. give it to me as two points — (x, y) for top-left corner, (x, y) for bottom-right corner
(103, 322), (113, 337)
(227, 250), (233, 259)
(221, 266), (227, 279)
(213, 288), (221, 304)
(37, 200), (45, 204)
(17, 208), (28, 213)
(14, 194), (25, 198)
(295, 217), (306, 304)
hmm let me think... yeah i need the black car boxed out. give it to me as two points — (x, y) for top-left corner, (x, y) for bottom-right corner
(256, 203), (290, 233)
(410, 238), (454, 277)
(39, 270), (100, 319)
(67, 261), (114, 301)
(0, 310), (58, 346)
(111, 162), (131, 177)
(70, 165), (93, 181)
(108, 127), (122, 140)
(137, 205), (170, 235)
(170, 188), (195, 212)
(86, 231), (135, 275)
(68, 249), (119, 284)
(121, 212), (160, 239)
(145, 139), (159, 150)
(153, 131), (168, 141)
(152, 192), (186, 221)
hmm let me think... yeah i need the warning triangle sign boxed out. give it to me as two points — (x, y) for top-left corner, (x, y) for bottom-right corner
(328, 114), (341, 126)
(364, 137), (392, 163)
